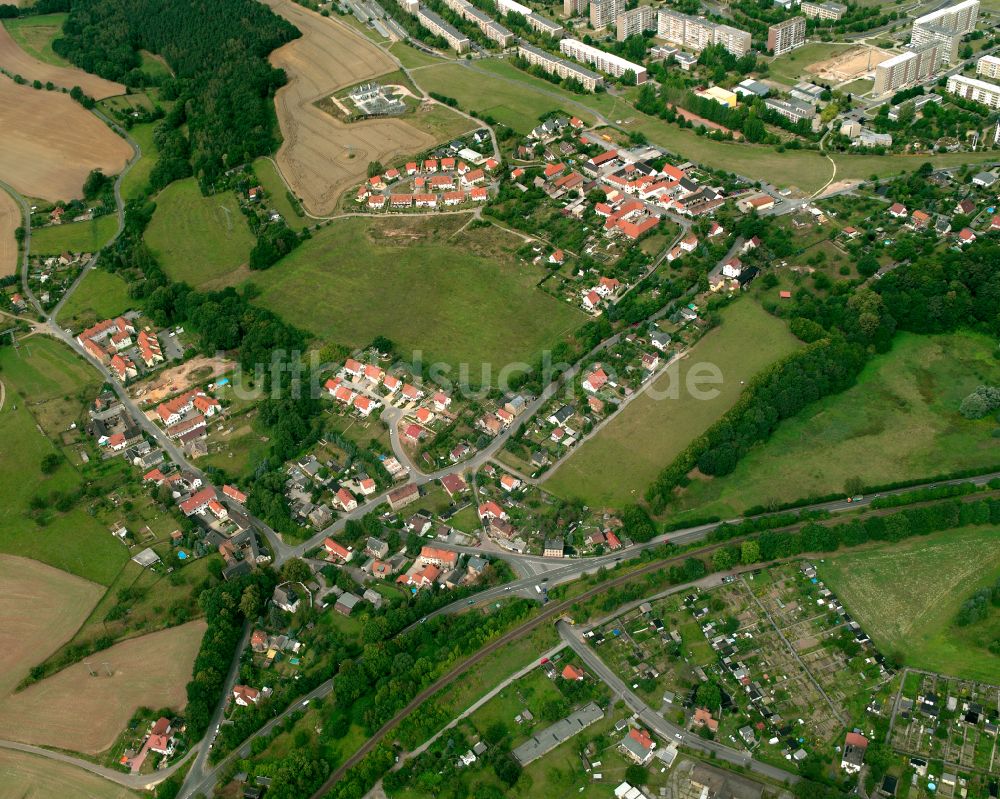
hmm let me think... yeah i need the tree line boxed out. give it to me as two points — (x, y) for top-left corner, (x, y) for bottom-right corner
(55, 0), (300, 189)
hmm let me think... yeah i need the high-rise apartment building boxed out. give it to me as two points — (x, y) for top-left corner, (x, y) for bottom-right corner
(767, 16), (806, 56)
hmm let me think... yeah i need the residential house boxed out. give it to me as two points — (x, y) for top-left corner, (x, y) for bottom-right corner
(620, 728), (655, 764)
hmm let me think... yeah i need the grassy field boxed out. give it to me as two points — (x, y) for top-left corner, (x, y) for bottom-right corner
(121, 121), (159, 201)
(146, 177), (254, 287)
(545, 300), (801, 508)
(406, 101), (477, 143)
(56, 267), (132, 331)
(672, 331), (1000, 519)
(138, 50), (171, 80)
(0, 554), (103, 697)
(2, 13), (69, 66)
(30, 214), (117, 254)
(819, 527), (1000, 683)
(767, 41), (856, 85)
(252, 156), (308, 230)
(250, 215), (585, 372)
(0, 620), (206, 754)
(413, 61), (599, 135)
(0, 337), (126, 584)
(0, 749), (138, 799)
(390, 41), (449, 69)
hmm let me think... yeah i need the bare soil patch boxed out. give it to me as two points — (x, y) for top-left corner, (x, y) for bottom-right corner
(0, 79), (132, 202)
(263, 0), (437, 214)
(0, 24), (125, 99)
(130, 354), (234, 406)
(807, 45), (891, 82)
(0, 555), (103, 697)
(0, 620), (206, 754)
(0, 187), (19, 277)
(0, 749), (137, 799)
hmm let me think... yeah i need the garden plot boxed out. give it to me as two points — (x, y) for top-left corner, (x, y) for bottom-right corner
(888, 670), (1000, 775)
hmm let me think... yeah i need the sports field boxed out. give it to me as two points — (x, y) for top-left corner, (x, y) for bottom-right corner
(0, 337), (126, 585)
(0, 186), (18, 277)
(0, 749), (138, 799)
(250, 215), (586, 372)
(30, 214), (117, 255)
(145, 177), (254, 287)
(545, 300), (801, 508)
(0, 555), (102, 697)
(55, 268), (132, 331)
(673, 331), (1000, 519)
(820, 527), (1000, 683)
(0, 620), (206, 754)
(767, 41), (858, 85)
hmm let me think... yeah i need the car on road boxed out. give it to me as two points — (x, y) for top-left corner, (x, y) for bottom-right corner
(467, 599), (474, 605)
(675, 733), (683, 740)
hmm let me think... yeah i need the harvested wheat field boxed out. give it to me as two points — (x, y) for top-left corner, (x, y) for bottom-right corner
(0, 188), (19, 277)
(263, 0), (436, 214)
(807, 45), (891, 82)
(0, 555), (103, 696)
(0, 620), (206, 754)
(0, 24), (124, 99)
(0, 78), (132, 202)
(0, 749), (137, 799)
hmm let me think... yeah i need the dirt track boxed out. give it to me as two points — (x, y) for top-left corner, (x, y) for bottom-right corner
(0, 78), (132, 201)
(0, 187), (19, 277)
(0, 24), (125, 100)
(263, 0), (436, 214)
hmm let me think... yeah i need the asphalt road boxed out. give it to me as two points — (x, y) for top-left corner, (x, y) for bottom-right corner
(556, 621), (799, 785)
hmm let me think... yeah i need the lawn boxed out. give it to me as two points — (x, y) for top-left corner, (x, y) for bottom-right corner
(413, 61), (600, 134)
(145, 177), (255, 287)
(30, 214), (117, 254)
(252, 156), (308, 230)
(819, 527), (1000, 683)
(0, 337), (126, 585)
(250, 215), (586, 373)
(56, 267), (132, 331)
(2, 13), (70, 67)
(672, 331), (1000, 520)
(390, 40), (450, 69)
(121, 121), (159, 202)
(545, 300), (801, 508)
(766, 41), (857, 85)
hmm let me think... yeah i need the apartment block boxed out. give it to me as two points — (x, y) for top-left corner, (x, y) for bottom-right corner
(418, 6), (470, 51)
(616, 5), (655, 40)
(560, 37), (647, 82)
(563, 0), (588, 16)
(590, 0), (622, 30)
(656, 9), (750, 56)
(947, 73), (1000, 109)
(910, 0), (978, 64)
(872, 42), (941, 95)
(800, 0), (846, 20)
(442, 0), (515, 46)
(767, 16), (806, 56)
(976, 54), (1000, 79)
(517, 41), (602, 90)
